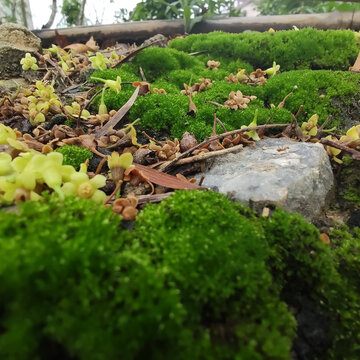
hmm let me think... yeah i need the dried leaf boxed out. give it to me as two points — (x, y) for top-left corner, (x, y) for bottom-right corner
(85, 36), (99, 52)
(320, 233), (330, 244)
(55, 30), (69, 48)
(349, 51), (360, 72)
(64, 43), (90, 54)
(180, 132), (198, 152)
(134, 164), (203, 190)
(94, 86), (140, 138)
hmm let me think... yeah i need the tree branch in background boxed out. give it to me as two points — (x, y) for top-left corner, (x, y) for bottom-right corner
(43, 0), (57, 29)
(77, 0), (86, 25)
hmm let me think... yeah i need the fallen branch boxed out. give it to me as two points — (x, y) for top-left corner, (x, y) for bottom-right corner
(161, 123), (289, 172)
(136, 192), (174, 206)
(320, 138), (360, 160)
(157, 143), (244, 170)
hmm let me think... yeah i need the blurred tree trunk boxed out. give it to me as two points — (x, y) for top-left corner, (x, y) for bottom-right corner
(77, 0), (86, 25)
(43, 0), (57, 29)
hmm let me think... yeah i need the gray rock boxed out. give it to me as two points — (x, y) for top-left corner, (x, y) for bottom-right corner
(197, 138), (334, 221)
(0, 23), (41, 78)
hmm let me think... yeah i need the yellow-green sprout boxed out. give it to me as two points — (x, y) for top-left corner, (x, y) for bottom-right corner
(107, 152), (134, 183)
(340, 125), (360, 148)
(325, 135), (342, 164)
(0, 124), (17, 144)
(26, 81), (62, 125)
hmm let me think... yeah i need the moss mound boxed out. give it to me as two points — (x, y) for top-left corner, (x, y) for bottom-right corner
(1, 191), (359, 359)
(169, 28), (359, 71)
(89, 29), (360, 140)
(95, 62), (360, 139)
(55, 145), (93, 170)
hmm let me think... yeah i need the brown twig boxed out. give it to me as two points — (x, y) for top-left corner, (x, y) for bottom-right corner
(215, 113), (227, 133)
(141, 131), (165, 146)
(104, 180), (123, 205)
(205, 100), (225, 108)
(139, 67), (147, 82)
(277, 91), (292, 108)
(294, 105), (303, 119)
(95, 156), (107, 175)
(157, 144), (244, 170)
(320, 138), (360, 160)
(161, 123), (289, 172)
(136, 192), (174, 205)
(84, 87), (102, 110)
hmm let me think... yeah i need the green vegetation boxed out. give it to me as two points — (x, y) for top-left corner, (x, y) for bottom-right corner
(55, 145), (93, 170)
(92, 30), (360, 140)
(169, 29), (359, 71)
(0, 191), (359, 359)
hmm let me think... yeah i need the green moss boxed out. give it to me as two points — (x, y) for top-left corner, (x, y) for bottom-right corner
(1, 190), (360, 358)
(55, 145), (93, 170)
(91, 63), (141, 82)
(329, 226), (360, 358)
(129, 93), (189, 133)
(0, 196), (192, 360)
(262, 209), (360, 359)
(132, 47), (203, 82)
(134, 190), (296, 359)
(344, 186), (360, 206)
(169, 29), (359, 71)
(263, 70), (360, 127)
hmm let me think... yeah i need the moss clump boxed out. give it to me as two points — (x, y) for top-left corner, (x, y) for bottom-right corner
(55, 145), (93, 170)
(263, 70), (360, 127)
(329, 226), (360, 358)
(0, 196), (189, 360)
(169, 28), (359, 71)
(1, 191), (360, 358)
(132, 47), (203, 81)
(134, 190), (296, 359)
(91, 62), (140, 82)
(129, 93), (189, 134)
(262, 209), (360, 359)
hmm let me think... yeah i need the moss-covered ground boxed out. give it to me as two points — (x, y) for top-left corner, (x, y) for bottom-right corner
(1, 28), (360, 359)
(93, 29), (360, 140)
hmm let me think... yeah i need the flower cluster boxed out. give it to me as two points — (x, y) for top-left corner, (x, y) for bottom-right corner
(20, 53), (38, 71)
(224, 91), (257, 110)
(225, 68), (267, 85)
(25, 81), (62, 125)
(0, 125), (106, 205)
(89, 52), (110, 70)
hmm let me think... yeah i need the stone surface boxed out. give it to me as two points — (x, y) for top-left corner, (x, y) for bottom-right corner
(0, 23), (41, 78)
(197, 138), (334, 221)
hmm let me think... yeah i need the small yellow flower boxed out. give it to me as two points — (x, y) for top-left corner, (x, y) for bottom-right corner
(64, 102), (90, 119)
(301, 114), (319, 137)
(20, 53), (39, 71)
(89, 52), (110, 70)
